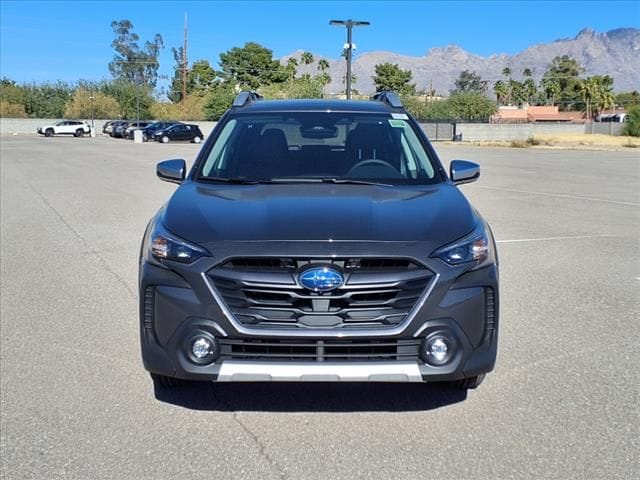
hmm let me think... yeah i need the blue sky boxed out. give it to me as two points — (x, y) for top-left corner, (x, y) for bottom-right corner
(1, 0), (638, 88)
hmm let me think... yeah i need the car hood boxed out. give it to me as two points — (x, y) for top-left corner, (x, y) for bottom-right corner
(162, 182), (476, 249)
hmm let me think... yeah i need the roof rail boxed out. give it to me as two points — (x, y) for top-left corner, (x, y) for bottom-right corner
(371, 91), (403, 109)
(232, 91), (263, 108)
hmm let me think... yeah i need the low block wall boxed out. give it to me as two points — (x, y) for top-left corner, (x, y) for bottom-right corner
(454, 123), (586, 142)
(0, 118), (626, 141)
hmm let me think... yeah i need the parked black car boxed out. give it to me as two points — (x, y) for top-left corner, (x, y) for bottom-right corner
(111, 121), (130, 138)
(102, 120), (116, 134)
(138, 121), (182, 141)
(124, 121), (152, 139)
(140, 91), (499, 390)
(153, 123), (204, 143)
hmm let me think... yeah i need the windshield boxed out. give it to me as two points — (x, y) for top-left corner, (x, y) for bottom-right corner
(199, 112), (439, 184)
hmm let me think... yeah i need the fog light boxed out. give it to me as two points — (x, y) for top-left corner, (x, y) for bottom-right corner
(192, 337), (213, 359)
(422, 335), (454, 366)
(187, 334), (218, 364)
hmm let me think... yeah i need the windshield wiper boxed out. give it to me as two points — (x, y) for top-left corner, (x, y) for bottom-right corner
(199, 177), (265, 184)
(321, 178), (393, 187)
(267, 178), (393, 186)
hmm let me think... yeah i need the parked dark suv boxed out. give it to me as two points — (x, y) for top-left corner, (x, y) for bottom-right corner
(153, 123), (204, 143)
(140, 91), (499, 390)
(138, 121), (182, 141)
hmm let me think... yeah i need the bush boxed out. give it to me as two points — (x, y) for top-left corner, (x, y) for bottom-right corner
(623, 105), (640, 137)
(64, 88), (120, 119)
(150, 95), (207, 121)
(0, 101), (27, 118)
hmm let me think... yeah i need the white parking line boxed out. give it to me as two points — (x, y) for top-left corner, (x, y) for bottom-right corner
(476, 185), (640, 207)
(497, 234), (615, 244)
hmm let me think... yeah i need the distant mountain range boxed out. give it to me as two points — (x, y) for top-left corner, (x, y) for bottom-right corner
(284, 27), (640, 94)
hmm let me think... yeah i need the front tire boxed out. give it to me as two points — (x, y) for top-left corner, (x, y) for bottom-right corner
(161, 135), (169, 144)
(75, 129), (84, 137)
(193, 136), (202, 144)
(45, 128), (53, 137)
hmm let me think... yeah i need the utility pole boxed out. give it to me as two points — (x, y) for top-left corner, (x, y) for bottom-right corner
(182, 12), (188, 103)
(330, 19), (370, 100)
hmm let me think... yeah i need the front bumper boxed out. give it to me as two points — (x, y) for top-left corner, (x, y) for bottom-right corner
(139, 243), (499, 383)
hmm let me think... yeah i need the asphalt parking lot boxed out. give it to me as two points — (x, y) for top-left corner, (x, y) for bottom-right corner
(1, 135), (639, 479)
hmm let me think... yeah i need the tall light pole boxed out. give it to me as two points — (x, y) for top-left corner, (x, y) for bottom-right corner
(89, 93), (95, 137)
(330, 19), (370, 100)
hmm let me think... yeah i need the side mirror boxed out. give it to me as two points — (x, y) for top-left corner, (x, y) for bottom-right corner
(450, 160), (480, 185)
(156, 159), (186, 184)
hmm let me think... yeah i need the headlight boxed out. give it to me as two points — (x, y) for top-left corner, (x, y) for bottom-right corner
(148, 222), (210, 263)
(432, 221), (494, 269)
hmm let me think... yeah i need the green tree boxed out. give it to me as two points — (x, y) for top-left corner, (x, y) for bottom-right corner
(372, 62), (416, 94)
(452, 70), (484, 94)
(22, 81), (73, 118)
(615, 90), (640, 108)
(100, 80), (153, 119)
(168, 46), (185, 103)
(543, 55), (584, 110)
(108, 20), (164, 87)
(188, 60), (218, 95)
(219, 42), (287, 89)
(203, 82), (236, 120)
(403, 98), (453, 121)
(448, 92), (497, 120)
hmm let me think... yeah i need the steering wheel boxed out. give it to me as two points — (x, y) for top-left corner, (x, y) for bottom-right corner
(346, 159), (400, 176)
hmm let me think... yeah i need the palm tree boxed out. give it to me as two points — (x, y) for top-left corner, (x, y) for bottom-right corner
(301, 52), (314, 65)
(541, 78), (561, 106)
(316, 58), (331, 86)
(317, 58), (330, 73)
(493, 80), (509, 105)
(501, 67), (512, 104)
(579, 77), (599, 119)
(287, 57), (298, 72)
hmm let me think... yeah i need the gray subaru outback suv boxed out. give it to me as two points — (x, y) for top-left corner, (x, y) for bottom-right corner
(139, 91), (499, 390)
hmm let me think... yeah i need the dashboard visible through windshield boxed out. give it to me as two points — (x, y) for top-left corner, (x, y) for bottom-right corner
(199, 112), (440, 185)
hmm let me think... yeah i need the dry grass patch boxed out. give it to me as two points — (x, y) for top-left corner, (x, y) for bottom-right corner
(534, 133), (640, 149)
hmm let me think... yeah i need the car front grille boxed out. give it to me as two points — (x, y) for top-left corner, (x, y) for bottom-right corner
(208, 257), (434, 330)
(219, 338), (422, 361)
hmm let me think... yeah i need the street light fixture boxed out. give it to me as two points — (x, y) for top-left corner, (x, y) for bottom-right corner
(329, 19), (370, 100)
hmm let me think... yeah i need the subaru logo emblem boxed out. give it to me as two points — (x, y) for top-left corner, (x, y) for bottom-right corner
(299, 266), (343, 292)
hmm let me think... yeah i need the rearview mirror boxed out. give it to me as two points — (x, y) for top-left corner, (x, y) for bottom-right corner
(157, 159), (186, 184)
(450, 160), (480, 185)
